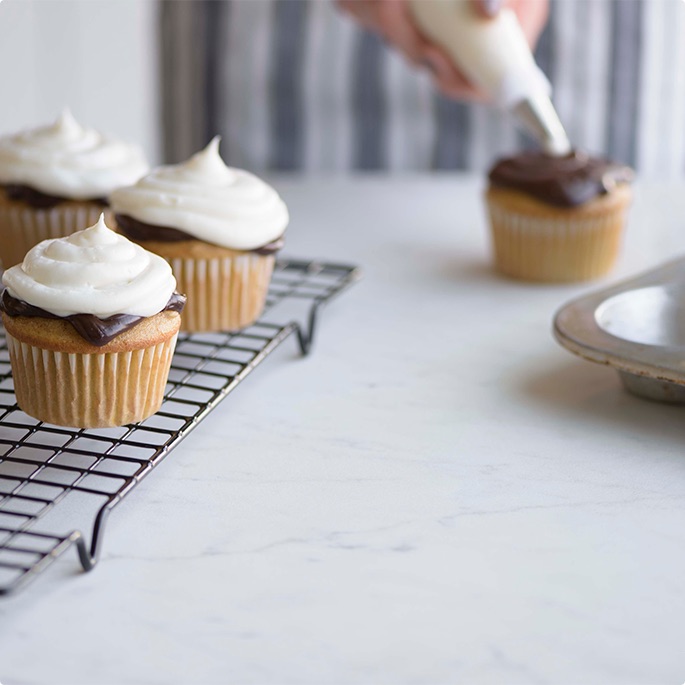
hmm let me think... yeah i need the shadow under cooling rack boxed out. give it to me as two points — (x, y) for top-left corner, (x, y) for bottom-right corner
(0, 257), (360, 596)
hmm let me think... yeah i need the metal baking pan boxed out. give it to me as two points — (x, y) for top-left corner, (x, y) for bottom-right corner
(553, 257), (685, 403)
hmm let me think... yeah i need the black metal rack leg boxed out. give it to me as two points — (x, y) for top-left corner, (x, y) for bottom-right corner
(0, 258), (361, 594)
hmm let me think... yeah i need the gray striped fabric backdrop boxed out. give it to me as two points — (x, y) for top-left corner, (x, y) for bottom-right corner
(161, 0), (685, 177)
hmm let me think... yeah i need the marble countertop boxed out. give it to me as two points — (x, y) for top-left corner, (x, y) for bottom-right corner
(2, 176), (685, 685)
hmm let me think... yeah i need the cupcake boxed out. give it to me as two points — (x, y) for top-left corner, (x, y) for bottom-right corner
(0, 109), (148, 269)
(0, 214), (185, 428)
(111, 137), (288, 332)
(485, 151), (633, 282)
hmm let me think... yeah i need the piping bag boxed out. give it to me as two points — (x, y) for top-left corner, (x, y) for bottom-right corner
(409, 0), (571, 156)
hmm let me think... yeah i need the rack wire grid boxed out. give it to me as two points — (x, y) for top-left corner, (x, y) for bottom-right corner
(0, 257), (360, 596)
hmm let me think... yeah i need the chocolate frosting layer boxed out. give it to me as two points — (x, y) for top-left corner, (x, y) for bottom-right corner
(2, 184), (108, 210)
(114, 213), (284, 255)
(488, 151), (633, 207)
(0, 289), (186, 347)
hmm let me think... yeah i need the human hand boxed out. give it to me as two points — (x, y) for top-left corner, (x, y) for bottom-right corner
(336, 0), (549, 101)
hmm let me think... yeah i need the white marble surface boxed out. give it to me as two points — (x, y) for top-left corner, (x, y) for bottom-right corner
(2, 176), (685, 685)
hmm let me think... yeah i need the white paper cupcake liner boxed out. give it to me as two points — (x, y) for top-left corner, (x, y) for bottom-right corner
(6, 332), (177, 428)
(487, 202), (628, 282)
(168, 253), (275, 332)
(0, 203), (108, 269)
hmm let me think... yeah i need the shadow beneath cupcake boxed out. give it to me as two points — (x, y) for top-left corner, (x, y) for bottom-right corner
(401, 244), (499, 286)
(444, 258), (501, 284)
(416, 246), (587, 292)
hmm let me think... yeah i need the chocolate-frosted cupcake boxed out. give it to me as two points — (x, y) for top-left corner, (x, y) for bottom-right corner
(111, 137), (288, 333)
(0, 215), (184, 428)
(0, 110), (148, 268)
(485, 151), (633, 282)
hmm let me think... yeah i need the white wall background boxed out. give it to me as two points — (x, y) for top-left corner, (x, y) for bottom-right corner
(0, 0), (160, 163)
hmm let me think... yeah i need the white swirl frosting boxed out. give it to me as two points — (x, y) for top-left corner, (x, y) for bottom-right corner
(3, 214), (177, 318)
(110, 137), (289, 250)
(0, 109), (149, 199)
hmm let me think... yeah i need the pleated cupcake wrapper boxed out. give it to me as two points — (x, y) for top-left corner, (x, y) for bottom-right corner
(169, 253), (275, 332)
(6, 333), (178, 428)
(0, 204), (108, 269)
(486, 202), (628, 283)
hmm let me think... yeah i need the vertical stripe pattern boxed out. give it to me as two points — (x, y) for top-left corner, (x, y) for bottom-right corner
(577, 0), (611, 155)
(606, 0), (643, 166)
(433, 96), (470, 170)
(160, 1), (212, 163)
(223, 0), (273, 171)
(202, 0), (225, 152)
(637, 0), (685, 178)
(302, 0), (355, 172)
(352, 30), (387, 170)
(385, 48), (434, 171)
(160, 0), (685, 178)
(551, 0), (577, 142)
(270, 0), (308, 170)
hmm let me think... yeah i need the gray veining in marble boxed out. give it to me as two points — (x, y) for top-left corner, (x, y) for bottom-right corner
(1, 176), (685, 685)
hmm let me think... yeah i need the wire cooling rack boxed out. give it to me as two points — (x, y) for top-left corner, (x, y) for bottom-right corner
(0, 257), (360, 596)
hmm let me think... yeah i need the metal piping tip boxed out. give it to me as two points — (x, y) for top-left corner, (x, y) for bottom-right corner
(513, 95), (572, 156)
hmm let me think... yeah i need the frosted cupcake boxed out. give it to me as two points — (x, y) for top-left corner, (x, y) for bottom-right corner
(485, 151), (633, 282)
(0, 110), (148, 268)
(0, 214), (185, 428)
(111, 137), (288, 332)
